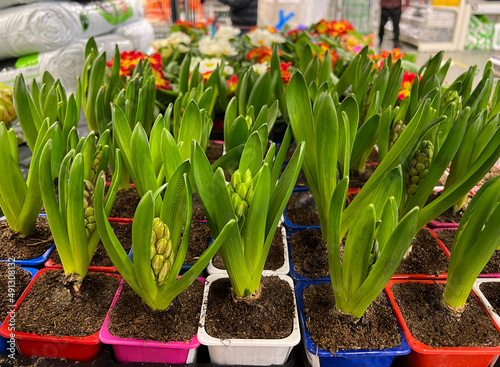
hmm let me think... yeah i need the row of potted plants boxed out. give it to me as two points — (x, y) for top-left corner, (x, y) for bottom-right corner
(0, 19), (499, 367)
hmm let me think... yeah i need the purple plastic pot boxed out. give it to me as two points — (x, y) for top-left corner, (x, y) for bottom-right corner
(99, 278), (202, 364)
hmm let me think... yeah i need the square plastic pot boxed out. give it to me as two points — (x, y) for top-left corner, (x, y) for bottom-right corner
(473, 279), (500, 330)
(197, 274), (301, 365)
(99, 278), (203, 364)
(392, 227), (449, 280)
(385, 279), (500, 367)
(295, 281), (410, 367)
(433, 227), (500, 279)
(0, 268), (121, 362)
(0, 214), (55, 268)
(207, 226), (290, 275)
(0, 267), (38, 354)
(286, 227), (330, 283)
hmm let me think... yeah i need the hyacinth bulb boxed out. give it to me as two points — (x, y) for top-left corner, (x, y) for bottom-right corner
(151, 217), (175, 285)
(228, 169), (254, 219)
(83, 180), (96, 239)
(405, 140), (434, 196)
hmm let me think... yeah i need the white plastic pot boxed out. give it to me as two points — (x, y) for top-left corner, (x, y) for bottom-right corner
(473, 278), (500, 329)
(207, 226), (289, 276)
(197, 273), (300, 365)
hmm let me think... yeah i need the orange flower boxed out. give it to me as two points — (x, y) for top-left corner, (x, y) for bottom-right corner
(280, 62), (292, 83)
(398, 71), (418, 100)
(106, 51), (171, 90)
(314, 19), (329, 35)
(227, 74), (238, 94)
(245, 46), (273, 64)
(317, 43), (340, 68)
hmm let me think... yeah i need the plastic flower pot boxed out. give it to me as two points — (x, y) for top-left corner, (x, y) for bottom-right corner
(0, 268), (121, 362)
(207, 226), (290, 275)
(286, 228), (329, 283)
(197, 273), (301, 365)
(392, 227), (449, 280)
(99, 277), (203, 364)
(432, 227), (500, 279)
(0, 267), (38, 354)
(0, 214), (55, 268)
(295, 281), (411, 367)
(385, 279), (500, 367)
(473, 279), (500, 330)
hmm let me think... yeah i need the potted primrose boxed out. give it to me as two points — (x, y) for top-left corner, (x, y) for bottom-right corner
(192, 124), (304, 365)
(386, 176), (500, 367)
(94, 161), (235, 364)
(0, 135), (123, 362)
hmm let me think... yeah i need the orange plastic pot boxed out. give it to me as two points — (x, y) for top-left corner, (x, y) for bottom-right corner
(386, 279), (500, 367)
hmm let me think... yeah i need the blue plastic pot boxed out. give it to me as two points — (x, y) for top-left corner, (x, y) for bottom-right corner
(0, 267), (38, 354)
(287, 228), (329, 283)
(295, 281), (411, 367)
(0, 215), (55, 268)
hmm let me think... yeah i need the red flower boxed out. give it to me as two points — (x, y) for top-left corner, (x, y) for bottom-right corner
(106, 51), (171, 90)
(245, 46), (273, 64)
(280, 62), (292, 83)
(227, 74), (238, 94)
(398, 71), (419, 100)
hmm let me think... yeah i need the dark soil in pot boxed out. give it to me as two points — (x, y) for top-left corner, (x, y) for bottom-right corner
(0, 262), (31, 316)
(212, 226), (285, 271)
(395, 229), (449, 276)
(204, 276), (294, 339)
(183, 220), (211, 265)
(477, 165), (500, 187)
(16, 270), (119, 337)
(479, 282), (500, 313)
(108, 280), (203, 342)
(366, 149), (378, 163)
(286, 192), (320, 226)
(49, 222), (133, 267)
(437, 229), (500, 274)
(206, 140), (224, 161)
(289, 228), (329, 278)
(108, 186), (141, 218)
(436, 171), (448, 186)
(348, 164), (377, 189)
(0, 216), (52, 260)
(192, 193), (206, 222)
(302, 283), (401, 352)
(391, 281), (500, 348)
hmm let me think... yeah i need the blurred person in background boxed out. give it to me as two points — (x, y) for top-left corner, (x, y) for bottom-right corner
(218, 0), (257, 33)
(379, 0), (409, 49)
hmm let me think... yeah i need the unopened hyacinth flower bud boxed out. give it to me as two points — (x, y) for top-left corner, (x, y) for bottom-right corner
(90, 150), (103, 183)
(83, 180), (96, 239)
(405, 140), (434, 196)
(389, 120), (406, 149)
(150, 217), (175, 285)
(228, 169), (254, 218)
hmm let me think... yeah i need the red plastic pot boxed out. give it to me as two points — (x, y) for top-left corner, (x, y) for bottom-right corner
(44, 258), (118, 273)
(385, 279), (500, 367)
(392, 227), (448, 280)
(0, 268), (121, 362)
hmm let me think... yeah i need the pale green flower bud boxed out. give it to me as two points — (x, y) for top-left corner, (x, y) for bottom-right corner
(150, 244), (157, 260)
(236, 182), (248, 200)
(152, 254), (165, 275)
(231, 171), (242, 188)
(235, 200), (248, 217)
(157, 261), (171, 284)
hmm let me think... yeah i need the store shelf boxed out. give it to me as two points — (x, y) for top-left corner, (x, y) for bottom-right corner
(470, 1), (500, 15)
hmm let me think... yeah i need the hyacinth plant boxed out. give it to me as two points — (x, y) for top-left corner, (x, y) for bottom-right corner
(0, 119), (62, 237)
(326, 175), (419, 318)
(193, 125), (304, 298)
(443, 176), (500, 312)
(39, 133), (121, 294)
(94, 161), (235, 310)
(14, 72), (80, 156)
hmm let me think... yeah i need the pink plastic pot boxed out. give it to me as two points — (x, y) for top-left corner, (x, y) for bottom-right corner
(99, 278), (203, 364)
(0, 268), (121, 362)
(386, 279), (500, 367)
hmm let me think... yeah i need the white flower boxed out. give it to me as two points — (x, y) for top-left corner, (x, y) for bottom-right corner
(190, 57), (234, 76)
(248, 28), (285, 48)
(152, 32), (191, 53)
(251, 62), (269, 76)
(199, 36), (237, 57)
(215, 25), (241, 41)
